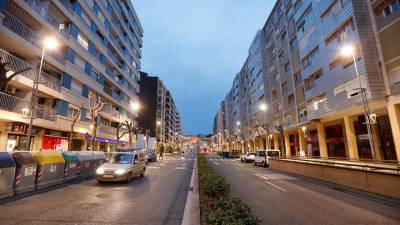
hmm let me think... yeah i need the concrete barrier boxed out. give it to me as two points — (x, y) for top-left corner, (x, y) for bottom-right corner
(269, 158), (400, 200)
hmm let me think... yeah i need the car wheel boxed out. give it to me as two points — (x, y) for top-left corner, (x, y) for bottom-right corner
(262, 161), (266, 167)
(241, 158), (243, 162)
(126, 172), (132, 183)
(254, 161), (257, 166)
(140, 169), (145, 177)
(97, 179), (104, 184)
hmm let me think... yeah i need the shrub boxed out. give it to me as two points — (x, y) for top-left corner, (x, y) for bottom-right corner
(197, 154), (261, 225)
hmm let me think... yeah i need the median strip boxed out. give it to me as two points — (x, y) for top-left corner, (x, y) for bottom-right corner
(198, 154), (261, 225)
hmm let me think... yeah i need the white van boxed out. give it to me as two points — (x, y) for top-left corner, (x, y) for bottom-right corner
(254, 149), (281, 167)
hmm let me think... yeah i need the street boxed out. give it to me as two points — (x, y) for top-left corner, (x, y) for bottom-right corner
(206, 153), (400, 225)
(0, 151), (196, 225)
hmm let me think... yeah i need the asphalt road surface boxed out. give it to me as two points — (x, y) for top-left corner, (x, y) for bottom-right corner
(0, 151), (196, 225)
(206, 153), (400, 225)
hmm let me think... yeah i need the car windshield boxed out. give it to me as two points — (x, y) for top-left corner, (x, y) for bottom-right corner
(267, 151), (280, 157)
(109, 153), (133, 164)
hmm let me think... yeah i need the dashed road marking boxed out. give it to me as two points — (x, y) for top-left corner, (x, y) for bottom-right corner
(254, 173), (297, 180)
(214, 162), (220, 166)
(175, 167), (187, 170)
(265, 181), (287, 192)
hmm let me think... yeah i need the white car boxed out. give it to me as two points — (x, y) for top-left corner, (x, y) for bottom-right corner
(254, 149), (281, 167)
(240, 152), (256, 162)
(96, 152), (146, 183)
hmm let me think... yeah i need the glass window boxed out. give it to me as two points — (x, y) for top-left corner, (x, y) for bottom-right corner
(109, 153), (133, 164)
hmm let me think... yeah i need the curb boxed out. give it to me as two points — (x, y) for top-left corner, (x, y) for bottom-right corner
(181, 158), (200, 225)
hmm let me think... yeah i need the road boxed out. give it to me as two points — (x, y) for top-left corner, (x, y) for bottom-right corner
(0, 151), (196, 225)
(206, 153), (400, 225)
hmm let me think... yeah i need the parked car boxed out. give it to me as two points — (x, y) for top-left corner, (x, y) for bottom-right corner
(146, 151), (157, 163)
(240, 152), (256, 162)
(96, 152), (146, 183)
(254, 149), (281, 167)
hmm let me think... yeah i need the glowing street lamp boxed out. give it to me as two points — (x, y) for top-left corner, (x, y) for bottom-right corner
(25, 36), (58, 151)
(259, 103), (267, 112)
(131, 101), (140, 112)
(340, 45), (376, 159)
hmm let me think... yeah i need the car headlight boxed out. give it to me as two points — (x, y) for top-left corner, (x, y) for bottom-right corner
(96, 168), (104, 175)
(115, 169), (126, 175)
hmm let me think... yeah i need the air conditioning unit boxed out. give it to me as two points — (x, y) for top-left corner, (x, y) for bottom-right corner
(6, 86), (17, 94)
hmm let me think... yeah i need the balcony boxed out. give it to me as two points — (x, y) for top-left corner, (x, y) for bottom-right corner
(391, 83), (400, 95)
(101, 105), (120, 118)
(376, 8), (400, 31)
(98, 124), (117, 135)
(0, 92), (55, 121)
(2, 11), (66, 64)
(2, 11), (38, 46)
(0, 48), (61, 92)
(307, 100), (332, 120)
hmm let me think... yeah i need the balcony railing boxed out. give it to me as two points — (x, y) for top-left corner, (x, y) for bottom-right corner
(101, 105), (120, 118)
(98, 124), (117, 134)
(391, 83), (400, 96)
(2, 11), (37, 46)
(0, 48), (61, 92)
(0, 92), (56, 121)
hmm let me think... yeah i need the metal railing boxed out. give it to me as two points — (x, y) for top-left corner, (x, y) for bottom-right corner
(2, 11), (37, 45)
(98, 124), (117, 134)
(0, 92), (56, 121)
(276, 156), (400, 174)
(101, 105), (120, 118)
(0, 48), (61, 92)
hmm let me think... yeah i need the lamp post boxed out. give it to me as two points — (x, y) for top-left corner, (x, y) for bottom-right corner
(25, 37), (58, 151)
(341, 45), (376, 159)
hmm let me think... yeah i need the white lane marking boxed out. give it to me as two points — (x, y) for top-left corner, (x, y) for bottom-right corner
(234, 163), (244, 167)
(214, 162), (220, 166)
(175, 167), (187, 170)
(265, 181), (287, 192)
(254, 173), (297, 180)
(147, 166), (160, 169)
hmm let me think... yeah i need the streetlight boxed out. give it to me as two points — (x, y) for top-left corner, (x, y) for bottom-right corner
(25, 36), (58, 151)
(301, 126), (307, 157)
(236, 121), (241, 126)
(341, 45), (376, 159)
(131, 101), (140, 112)
(259, 103), (267, 112)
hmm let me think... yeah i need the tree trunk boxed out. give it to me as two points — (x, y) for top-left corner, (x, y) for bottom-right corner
(92, 118), (98, 151)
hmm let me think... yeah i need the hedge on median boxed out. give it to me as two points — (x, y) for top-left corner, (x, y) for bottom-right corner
(197, 154), (261, 225)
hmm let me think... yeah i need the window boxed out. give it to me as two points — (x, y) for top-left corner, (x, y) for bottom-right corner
(296, 4), (312, 36)
(80, 10), (91, 27)
(288, 94), (295, 106)
(74, 55), (86, 71)
(325, 19), (354, 45)
(77, 33), (89, 50)
(302, 46), (319, 69)
(305, 69), (323, 91)
(282, 81), (289, 93)
(376, 0), (400, 20)
(321, 0), (342, 20)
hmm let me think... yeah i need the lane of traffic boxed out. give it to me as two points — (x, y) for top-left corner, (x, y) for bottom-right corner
(206, 153), (400, 225)
(0, 152), (196, 225)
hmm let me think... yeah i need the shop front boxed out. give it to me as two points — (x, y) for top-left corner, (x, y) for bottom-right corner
(87, 136), (127, 152)
(5, 123), (39, 151)
(41, 130), (70, 151)
(325, 125), (346, 159)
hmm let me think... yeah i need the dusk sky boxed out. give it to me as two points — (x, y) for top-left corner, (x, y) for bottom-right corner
(132, 1), (275, 134)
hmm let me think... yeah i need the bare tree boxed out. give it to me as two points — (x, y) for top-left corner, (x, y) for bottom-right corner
(116, 120), (127, 147)
(68, 103), (84, 151)
(89, 90), (105, 151)
(124, 120), (143, 146)
(0, 57), (31, 92)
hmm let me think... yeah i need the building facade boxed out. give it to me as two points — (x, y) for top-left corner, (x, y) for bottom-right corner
(138, 72), (182, 147)
(0, 0), (143, 152)
(215, 0), (400, 161)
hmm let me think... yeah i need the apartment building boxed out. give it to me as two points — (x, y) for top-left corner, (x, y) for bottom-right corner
(138, 72), (182, 147)
(0, 0), (143, 152)
(216, 0), (400, 161)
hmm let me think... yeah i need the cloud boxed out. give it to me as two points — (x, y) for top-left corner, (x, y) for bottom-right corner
(132, 0), (275, 134)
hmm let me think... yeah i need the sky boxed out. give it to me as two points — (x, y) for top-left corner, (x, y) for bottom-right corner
(132, 0), (275, 135)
